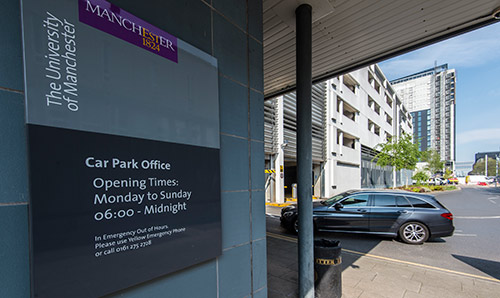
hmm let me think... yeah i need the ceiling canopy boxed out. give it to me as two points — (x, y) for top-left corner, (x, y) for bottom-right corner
(263, 0), (500, 98)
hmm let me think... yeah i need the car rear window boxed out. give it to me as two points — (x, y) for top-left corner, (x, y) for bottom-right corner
(433, 200), (447, 209)
(373, 194), (396, 207)
(396, 196), (412, 207)
(405, 196), (435, 208)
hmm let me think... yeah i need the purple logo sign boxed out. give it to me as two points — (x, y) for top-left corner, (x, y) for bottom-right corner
(79, 0), (178, 63)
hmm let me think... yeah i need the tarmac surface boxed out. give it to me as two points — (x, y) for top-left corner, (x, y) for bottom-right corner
(266, 186), (500, 298)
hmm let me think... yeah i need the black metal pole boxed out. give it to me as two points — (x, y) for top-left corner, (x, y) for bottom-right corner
(296, 4), (314, 298)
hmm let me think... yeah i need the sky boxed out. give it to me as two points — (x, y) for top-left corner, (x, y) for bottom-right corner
(378, 22), (500, 162)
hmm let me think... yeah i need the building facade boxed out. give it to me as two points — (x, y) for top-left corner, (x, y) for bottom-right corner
(264, 65), (414, 203)
(475, 151), (500, 162)
(391, 64), (456, 166)
(455, 161), (474, 177)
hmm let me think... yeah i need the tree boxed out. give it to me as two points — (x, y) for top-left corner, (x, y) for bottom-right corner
(443, 168), (453, 179)
(412, 171), (430, 186)
(470, 157), (498, 176)
(421, 149), (444, 175)
(373, 133), (421, 188)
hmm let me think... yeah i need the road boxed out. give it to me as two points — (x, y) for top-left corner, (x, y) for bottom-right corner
(266, 185), (500, 280)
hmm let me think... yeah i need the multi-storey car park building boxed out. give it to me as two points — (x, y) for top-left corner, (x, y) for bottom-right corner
(390, 64), (456, 167)
(264, 65), (413, 203)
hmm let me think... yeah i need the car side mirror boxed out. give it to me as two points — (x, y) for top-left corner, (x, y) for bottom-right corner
(333, 203), (343, 210)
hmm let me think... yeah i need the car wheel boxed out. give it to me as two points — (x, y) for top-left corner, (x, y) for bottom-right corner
(292, 217), (299, 234)
(290, 218), (318, 234)
(399, 222), (429, 244)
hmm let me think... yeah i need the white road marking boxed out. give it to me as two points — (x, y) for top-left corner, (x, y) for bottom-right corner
(266, 214), (280, 219)
(488, 197), (500, 204)
(455, 216), (500, 219)
(454, 233), (477, 237)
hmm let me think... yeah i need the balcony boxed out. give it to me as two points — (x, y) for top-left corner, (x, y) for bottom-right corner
(365, 129), (385, 148)
(365, 106), (383, 124)
(342, 74), (358, 94)
(338, 85), (358, 107)
(381, 120), (393, 135)
(338, 145), (361, 165)
(340, 114), (359, 136)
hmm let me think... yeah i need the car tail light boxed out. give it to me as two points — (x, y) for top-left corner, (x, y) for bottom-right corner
(441, 213), (453, 220)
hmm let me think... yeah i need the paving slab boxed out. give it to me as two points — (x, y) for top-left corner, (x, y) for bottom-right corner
(267, 233), (500, 298)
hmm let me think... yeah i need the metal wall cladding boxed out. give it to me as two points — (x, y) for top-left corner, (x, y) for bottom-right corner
(264, 82), (327, 163)
(264, 99), (277, 155)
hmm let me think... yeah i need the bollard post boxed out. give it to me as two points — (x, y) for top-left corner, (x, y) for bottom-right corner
(314, 239), (342, 298)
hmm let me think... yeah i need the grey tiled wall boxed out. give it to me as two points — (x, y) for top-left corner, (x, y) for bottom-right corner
(0, 1), (30, 297)
(0, 0), (265, 297)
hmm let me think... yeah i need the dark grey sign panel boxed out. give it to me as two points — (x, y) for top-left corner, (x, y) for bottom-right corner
(21, 0), (221, 296)
(29, 125), (221, 297)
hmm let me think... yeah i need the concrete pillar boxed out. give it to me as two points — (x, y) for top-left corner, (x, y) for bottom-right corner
(313, 164), (322, 198)
(485, 154), (488, 176)
(273, 155), (285, 203)
(339, 131), (344, 155)
(338, 98), (344, 124)
(323, 81), (336, 198)
(395, 104), (401, 138)
(274, 96), (285, 204)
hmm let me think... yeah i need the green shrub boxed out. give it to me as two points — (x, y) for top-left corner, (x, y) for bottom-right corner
(412, 171), (430, 186)
(392, 185), (454, 192)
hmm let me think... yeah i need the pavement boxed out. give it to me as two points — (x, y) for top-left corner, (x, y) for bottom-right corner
(266, 203), (500, 298)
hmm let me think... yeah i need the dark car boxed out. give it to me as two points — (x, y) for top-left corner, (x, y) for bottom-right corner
(280, 189), (454, 244)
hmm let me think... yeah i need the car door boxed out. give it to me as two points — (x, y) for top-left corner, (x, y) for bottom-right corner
(320, 194), (370, 231)
(369, 194), (413, 233)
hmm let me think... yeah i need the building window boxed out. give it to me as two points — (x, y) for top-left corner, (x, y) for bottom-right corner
(343, 74), (358, 94)
(342, 101), (357, 122)
(386, 96), (393, 108)
(386, 113), (392, 124)
(368, 71), (381, 93)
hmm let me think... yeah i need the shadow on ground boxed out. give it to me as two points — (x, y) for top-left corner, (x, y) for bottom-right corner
(266, 216), (394, 297)
(452, 254), (500, 280)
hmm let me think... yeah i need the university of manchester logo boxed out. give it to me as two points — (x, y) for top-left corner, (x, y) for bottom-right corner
(79, 0), (178, 63)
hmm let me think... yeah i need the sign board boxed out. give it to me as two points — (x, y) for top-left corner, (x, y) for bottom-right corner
(21, 0), (221, 297)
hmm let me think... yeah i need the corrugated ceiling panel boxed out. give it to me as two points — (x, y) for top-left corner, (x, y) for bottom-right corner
(263, 0), (500, 97)
(326, 2), (490, 53)
(263, 0), (283, 12)
(311, 4), (491, 74)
